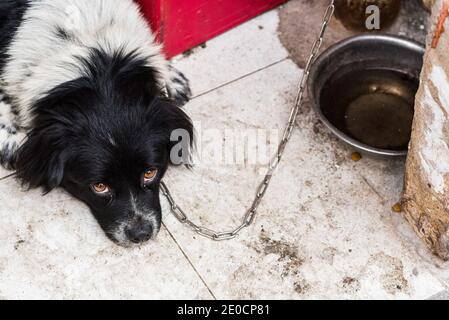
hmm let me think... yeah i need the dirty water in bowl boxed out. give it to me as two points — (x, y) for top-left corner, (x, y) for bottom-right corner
(320, 67), (419, 151)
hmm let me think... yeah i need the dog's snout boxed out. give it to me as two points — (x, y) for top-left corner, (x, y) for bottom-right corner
(125, 223), (153, 244)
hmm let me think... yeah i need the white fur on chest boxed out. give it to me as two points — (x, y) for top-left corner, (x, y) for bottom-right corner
(2, 0), (167, 128)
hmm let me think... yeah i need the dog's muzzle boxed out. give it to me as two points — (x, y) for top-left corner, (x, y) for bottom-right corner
(125, 220), (154, 243)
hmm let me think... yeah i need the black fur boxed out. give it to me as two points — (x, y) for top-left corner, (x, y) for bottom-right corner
(54, 26), (75, 42)
(0, 1), (29, 170)
(15, 49), (194, 245)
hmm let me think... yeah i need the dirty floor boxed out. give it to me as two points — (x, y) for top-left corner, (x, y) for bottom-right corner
(1, 1), (449, 299)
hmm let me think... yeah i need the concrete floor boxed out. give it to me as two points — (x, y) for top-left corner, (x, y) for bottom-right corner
(1, 5), (449, 300)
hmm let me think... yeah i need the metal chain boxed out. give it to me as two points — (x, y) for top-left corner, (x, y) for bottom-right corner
(161, 1), (335, 241)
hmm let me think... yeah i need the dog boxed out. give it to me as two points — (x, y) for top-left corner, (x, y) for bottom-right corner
(0, 0), (194, 246)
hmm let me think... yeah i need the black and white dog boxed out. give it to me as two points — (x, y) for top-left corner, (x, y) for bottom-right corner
(0, 0), (194, 246)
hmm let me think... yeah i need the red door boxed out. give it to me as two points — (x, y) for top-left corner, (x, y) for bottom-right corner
(137, 0), (287, 58)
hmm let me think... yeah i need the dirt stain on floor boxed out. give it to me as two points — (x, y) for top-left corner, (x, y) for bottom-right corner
(369, 253), (410, 295)
(278, 0), (355, 68)
(229, 265), (258, 299)
(259, 232), (305, 277)
(294, 278), (311, 294)
(341, 276), (361, 294)
(14, 239), (26, 251)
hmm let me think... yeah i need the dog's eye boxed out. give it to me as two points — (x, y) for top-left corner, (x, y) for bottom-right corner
(143, 168), (158, 183)
(91, 183), (110, 195)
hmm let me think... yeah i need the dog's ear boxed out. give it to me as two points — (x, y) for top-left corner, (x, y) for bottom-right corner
(14, 82), (83, 193)
(148, 97), (194, 166)
(15, 123), (70, 193)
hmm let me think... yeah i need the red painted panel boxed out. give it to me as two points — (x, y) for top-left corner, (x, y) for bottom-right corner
(137, 0), (287, 58)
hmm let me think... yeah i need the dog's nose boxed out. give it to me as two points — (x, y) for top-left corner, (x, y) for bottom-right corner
(125, 224), (153, 243)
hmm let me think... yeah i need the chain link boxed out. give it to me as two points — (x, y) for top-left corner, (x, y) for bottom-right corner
(161, 0), (335, 241)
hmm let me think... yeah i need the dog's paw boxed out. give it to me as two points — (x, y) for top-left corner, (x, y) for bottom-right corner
(166, 65), (192, 107)
(0, 99), (25, 170)
(0, 128), (24, 170)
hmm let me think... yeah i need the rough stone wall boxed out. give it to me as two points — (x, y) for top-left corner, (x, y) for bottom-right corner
(403, 0), (449, 260)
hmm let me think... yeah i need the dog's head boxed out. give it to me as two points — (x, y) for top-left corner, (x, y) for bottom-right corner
(15, 51), (193, 246)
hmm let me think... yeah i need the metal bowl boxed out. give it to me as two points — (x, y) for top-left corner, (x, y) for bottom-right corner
(308, 34), (424, 157)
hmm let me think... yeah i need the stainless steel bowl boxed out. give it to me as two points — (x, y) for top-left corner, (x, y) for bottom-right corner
(308, 34), (424, 157)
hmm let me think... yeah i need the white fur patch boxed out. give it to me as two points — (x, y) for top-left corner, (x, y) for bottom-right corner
(130, 193), (161, 236)
(2, 0), (168, 128)
(0, 100), (26, 169)
(107, 192), (160, 246)
(166, 66), (192, 106)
